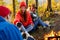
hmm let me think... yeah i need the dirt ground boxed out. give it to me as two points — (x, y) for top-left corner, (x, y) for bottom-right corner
(30, 13), (60, 40)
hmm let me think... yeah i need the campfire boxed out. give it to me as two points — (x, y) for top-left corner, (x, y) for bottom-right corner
(44, 30), (60, 40)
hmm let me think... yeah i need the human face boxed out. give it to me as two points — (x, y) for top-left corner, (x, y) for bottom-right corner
(5, 13), (11, 22)
(32, 7), (36, 12)
(20, 6), (26, 13)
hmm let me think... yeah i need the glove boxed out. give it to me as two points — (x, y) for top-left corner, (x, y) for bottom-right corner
(16, 22), (22, 28)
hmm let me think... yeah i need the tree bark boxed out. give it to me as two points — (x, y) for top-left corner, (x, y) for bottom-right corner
(26, 0), (28, 8)
(36, 0), (38, 9)
(46, 0), (53, 12)
(13, 0), (15, 17)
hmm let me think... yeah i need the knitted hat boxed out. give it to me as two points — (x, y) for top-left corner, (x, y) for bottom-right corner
(0, 6), (10, 17)
(20, 1), (26, 8)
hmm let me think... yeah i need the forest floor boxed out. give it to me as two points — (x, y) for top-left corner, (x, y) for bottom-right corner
(30, 12), (60, 40)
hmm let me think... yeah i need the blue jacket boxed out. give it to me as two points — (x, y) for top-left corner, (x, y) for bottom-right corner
(0, 16), (23, 40)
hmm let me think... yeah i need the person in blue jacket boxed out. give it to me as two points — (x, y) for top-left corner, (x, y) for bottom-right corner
(0, 6), (23, 40)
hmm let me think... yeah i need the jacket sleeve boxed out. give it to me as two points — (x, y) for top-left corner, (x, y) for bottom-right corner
(14, 12), (20, 25)
(12, 25), (23, 40)
(0, 33), (2, 40)
(0, 24), (23, 40)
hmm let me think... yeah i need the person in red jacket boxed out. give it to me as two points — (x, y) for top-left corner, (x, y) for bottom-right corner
(14, 1), (34, 32)
(14, 2), (35, 40)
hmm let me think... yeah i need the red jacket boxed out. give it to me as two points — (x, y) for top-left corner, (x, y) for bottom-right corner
(14, 11), (33, 27)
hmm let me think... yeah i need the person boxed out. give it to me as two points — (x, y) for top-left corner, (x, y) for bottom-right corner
(14, 1), (34, 32)
(30, 4), (50, 30)
(14, 1), (35, 40)
(0, 6), (23, 40)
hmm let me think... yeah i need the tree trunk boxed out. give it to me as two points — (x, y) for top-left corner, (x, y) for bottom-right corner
(36, 0), (38, 9)
(46, 0), (53, 12)
(13, 0), (15, 17)
(26, 0), (28, 8)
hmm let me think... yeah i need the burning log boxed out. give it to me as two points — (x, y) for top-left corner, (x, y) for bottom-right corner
(44, 30), (60, 40)
(48, 36), (60, 40)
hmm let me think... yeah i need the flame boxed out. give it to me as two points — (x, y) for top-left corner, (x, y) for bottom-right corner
(57, 31), (60, 36)
(57, 31), (60, 40)
(44, 30), (57, 40)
